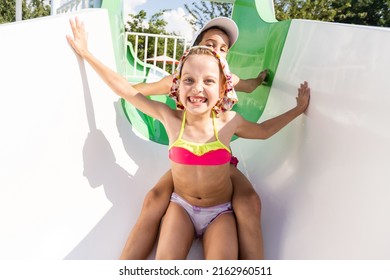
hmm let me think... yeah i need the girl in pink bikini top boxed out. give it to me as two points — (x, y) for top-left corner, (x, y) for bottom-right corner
(169, 110), (231, 166)
(168, 46), (238, 166)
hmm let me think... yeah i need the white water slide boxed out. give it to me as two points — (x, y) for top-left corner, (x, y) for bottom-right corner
(1, 6), (390, 260)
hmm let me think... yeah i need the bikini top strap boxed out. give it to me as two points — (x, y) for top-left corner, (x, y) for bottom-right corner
(179, 110), (220, 141)
(211, 110), (220, 141)
(177, 110), (187, 140)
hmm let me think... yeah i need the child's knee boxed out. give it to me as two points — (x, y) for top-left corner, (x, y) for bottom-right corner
(233, 190), (262, 218)
(143, 177), (172, 204)
(139, 181), (174, 222)
(143, 189), (159, 209)
(143, 187), (169, 209)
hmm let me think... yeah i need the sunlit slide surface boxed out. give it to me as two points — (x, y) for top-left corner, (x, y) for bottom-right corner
(1, 0), (390, 260)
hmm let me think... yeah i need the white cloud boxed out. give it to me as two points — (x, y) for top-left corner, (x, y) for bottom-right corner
(122, 2), (194, 42)
(123, 0), (146, 16)
(162, 8), (194, 42)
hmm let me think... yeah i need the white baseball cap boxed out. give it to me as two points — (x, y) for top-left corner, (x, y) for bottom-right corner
(191, 17), (239, 48)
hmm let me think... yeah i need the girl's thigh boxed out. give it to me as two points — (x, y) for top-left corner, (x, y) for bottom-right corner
(155, 202), (194, 259)
(202, 213), (238, 260)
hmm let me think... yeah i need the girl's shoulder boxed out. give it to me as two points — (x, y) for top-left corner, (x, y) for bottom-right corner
(218, 111), (246, 134)
(216, 111), (241, 141)
(165, 108), (183, 123)
(218, 110), (241, 123)
(163, 109), (184, 141)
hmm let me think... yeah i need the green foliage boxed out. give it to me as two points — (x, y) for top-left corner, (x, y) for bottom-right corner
(274, 0), (390, 27)
(0, 0), (50, 24)
(183, 0), (389, 28)
(27, 0), (51, 19)
(333, 0), (390, 27)
(125, 10), (186, 74)
(184, 1), (233, 30)
(275, 0), (338, 21)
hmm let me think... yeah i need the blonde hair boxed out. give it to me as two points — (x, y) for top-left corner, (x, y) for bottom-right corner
(179, 47), (226, 84)
(169, 46), (237, 115)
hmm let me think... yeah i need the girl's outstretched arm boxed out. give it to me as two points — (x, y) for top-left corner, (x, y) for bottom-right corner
(233, 69), (269, 93)
(66, 17), (170, 121)
(133, 75), (174, 96)
(235, 81), (310, 139)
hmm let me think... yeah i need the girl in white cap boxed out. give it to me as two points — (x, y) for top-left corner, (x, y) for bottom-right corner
(67, 16), (310, 259)
(121, 17), (269, 260)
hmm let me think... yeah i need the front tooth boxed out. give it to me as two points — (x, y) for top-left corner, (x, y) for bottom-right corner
(190, 96), (206, 103)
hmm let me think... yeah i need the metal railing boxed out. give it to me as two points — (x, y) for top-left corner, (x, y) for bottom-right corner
(126, 32), (188, 82)
(53, 0), (96, 15)
(50, 1), (188, 82)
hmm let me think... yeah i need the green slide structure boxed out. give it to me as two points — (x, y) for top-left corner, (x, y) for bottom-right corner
(117, 0), (291, 145)
(3, 0), (390, 261)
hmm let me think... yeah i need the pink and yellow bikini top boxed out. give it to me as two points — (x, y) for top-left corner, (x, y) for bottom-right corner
(169, 111), (231, 166)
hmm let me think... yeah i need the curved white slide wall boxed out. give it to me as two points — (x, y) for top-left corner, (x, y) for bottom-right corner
(234, 20), (390, 259)
(1, 9), (390, 260)
(0, 9), (171, 260)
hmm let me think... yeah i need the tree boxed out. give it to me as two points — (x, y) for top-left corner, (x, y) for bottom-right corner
(26, 0), (51, 19)
(332, 0), (390, 27)
(0, 0), (50, 24)
(274, 0), (390, 27)
(184, 1), (233, 31)
(125, 10), (186, 73)
(126, 10), (169, 34)
(274, 0), (338, 22)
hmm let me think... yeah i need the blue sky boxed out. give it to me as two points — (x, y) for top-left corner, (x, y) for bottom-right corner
(124, 0), (195, 40)
(124, 0), (195, 18)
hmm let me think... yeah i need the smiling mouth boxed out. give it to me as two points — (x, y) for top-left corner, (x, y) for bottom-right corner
(188, 96), (207, 103)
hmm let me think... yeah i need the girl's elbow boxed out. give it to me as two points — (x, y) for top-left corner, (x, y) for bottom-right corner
(115, 87), (133, 101)
(259, 134), (271, 140)
(258, 129), (274, 139)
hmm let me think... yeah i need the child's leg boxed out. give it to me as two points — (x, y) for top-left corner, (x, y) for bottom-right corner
(119, 170), (173, 260)
(155, 203), (194, 259)
(231, 166), (264, 260)
(203, 213), (238, 260)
